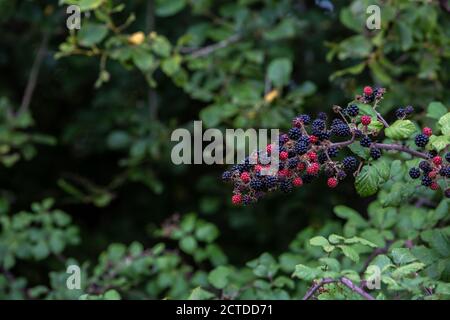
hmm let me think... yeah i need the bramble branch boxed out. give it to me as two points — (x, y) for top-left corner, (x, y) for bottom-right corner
(303, 277), (375, 300)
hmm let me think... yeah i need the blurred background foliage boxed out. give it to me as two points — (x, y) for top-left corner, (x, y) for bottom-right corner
(0, 0), (449, 299)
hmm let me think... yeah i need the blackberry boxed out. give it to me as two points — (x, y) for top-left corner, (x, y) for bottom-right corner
(395, 108), (406, 119)
(242, 194), (252, 205)
(360, 136), (372, 148)
(288, 127), (302, 140)
(318, 152), (328, 164)
(298, 114), (311, 125)
(370, 148), (381, 160)
(427, 150), (438, 159)
(279, 179), (293, 193)
(354, 129), (363, 138)
(324, 167), (336, 178)
(409, 167), (420, 179)
(419, 161), (432, 173)
(298, 136), (310, 145)
(327, 147), (339, 158)
(288, 157), (299, 169)
(265, 176), (278, 189)
(345, 104), (359, 117)
(439, 166), (450, 178)
(331, 118), (344, 127)
(317, 112), (328, 120)
(294, 141), (309, 155)
(279, 134), (289, 144)
(332, 123), (351, 137)
(342, 156), (358, 172)
(250, 178), (264, 191)
(414, 134), (429, 148)
(405, 105), (414, 114)
(445, 152), (450, 163)
(318, 131), (331, 141)
(421, 176), (432, 187)
(222, 171), (232, 181)
(312, 119), (326, 131)
(337, 171), (347, 180)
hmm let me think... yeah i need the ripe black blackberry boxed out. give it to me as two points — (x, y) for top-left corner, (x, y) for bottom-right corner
(288, 157), (299, 168)
(405, 105), (414, 114)
(312, 119), (326, 131)
(414, 134), (429, 148)
(445, 152), (450, 163)
(301, 174), (315, 184)
(317, 112), (327, 120)
(354, 129), (363, 138)
(427, 150), (438, 159)
(279, 179), (293, 193)
(337, 170), (347, 180)
(421, 176), (432, 187)
(298, 136), (310, 145)
(342, 156), (358, 172)
(265, 176), (278, 189)
(439, 166), (450, 178)
(298, 114), (311, 125)
(445, 188), (450, 198)
(419, 161), (432, 173)
(409, 167), (420, 179)
(332, 123), (351, 137)
(318, 152), (327, 164)
(395, 108), (406, 119)
(327, 147), (338, 158)
(331, 118), (344, 127)
(345, 104), (359, 117)
(370, 148), (381, 159)
(360, 136), (372, 148)
(288, 127), (302, 140)
(242, 194), (252, 205)
(318, 131), (331, 141)
(294, 141), (309, 155)
(222, 171), (232, 181)
(250, 178), (264, 191)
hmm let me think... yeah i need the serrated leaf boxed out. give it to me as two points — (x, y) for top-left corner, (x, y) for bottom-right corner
(310, 236), (330, 247)
(188, 287), (215, 300)
(391, 262), (425, 278)
(78, 22), (108, 47)
(429, 135), (450, 152)
(292, 264), (322, 281)
(391, 248), (417, 265)
(267, 58), (292, 87)
(438, 112), (450, 135)
(355, 165), (380, 197)
(385, 120), (416, 140)
(426, 102), (447, 120)
(208, 266), (231, 289)
(338, 245), (359, 262)
(344, 236), (377, 248)
(333, 206), (368, 227)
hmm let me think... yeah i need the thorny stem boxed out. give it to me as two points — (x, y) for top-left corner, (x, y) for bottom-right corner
(302, 277), (375, 300)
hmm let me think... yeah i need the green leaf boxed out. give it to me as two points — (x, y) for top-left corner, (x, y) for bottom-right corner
(132, 48), (156, 72)
(337, 245), (359, 262)
(77, 0), (104, 11)
(426, 102), (447, 120)
(292, 264), (322, 281)
(344, 236), (377, 248)
(333, 206), (368, 227)
(77, 23), (108, 47)
(438, 112), (450, 135)
(104, 289), (121, 300)
(391, 262), (425, 278)
(391, 248), (417, 265)
(195, 223), (219, 243)
(188, 287), (214, 300)
(208, 266), (231, 289)
(355, 165), (380, 197)
(267, 58), (293, 87)
(385, 120), (416, 140)
(156, 0), (186, 17)
(309, 236), (329, 247)
(161, 55), (181, 76)
(429, 135), (450, 152)
(179, 236), (197, 254)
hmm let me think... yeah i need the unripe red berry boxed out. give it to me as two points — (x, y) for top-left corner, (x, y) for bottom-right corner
(254, 164), (262, 172)
(278, 169), (290, 177)
(422, 127), (432, 137)
(280, 151), (288, 161)
(327, 177), (338, 188)
(363, 86), (373, 95)
(240, 172), (250, 183)
(428, 171), (437, 179)
(361, 115), (371, 126)
(232, 194), (242, 205)
(307, 151), (317, 162)
(297, 162), (306, 171)
(293, 177), (303, 187)
(307, 163), (320, 175)
(433, 156), (442, 166)
(430, 182), (439, 190)
(266, 144), (272, 154)
(309, 135), (318, 144)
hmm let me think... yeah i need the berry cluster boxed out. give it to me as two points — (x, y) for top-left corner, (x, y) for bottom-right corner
(222, 86), (450, 204)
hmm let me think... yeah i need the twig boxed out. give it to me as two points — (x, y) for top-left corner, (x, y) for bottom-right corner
(18, 30), (50, 115)
(184, 34), (241, 58)
(303, 277), (375, 300)
(375, 111), (390, 128)
(371, 142), (430, 159)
